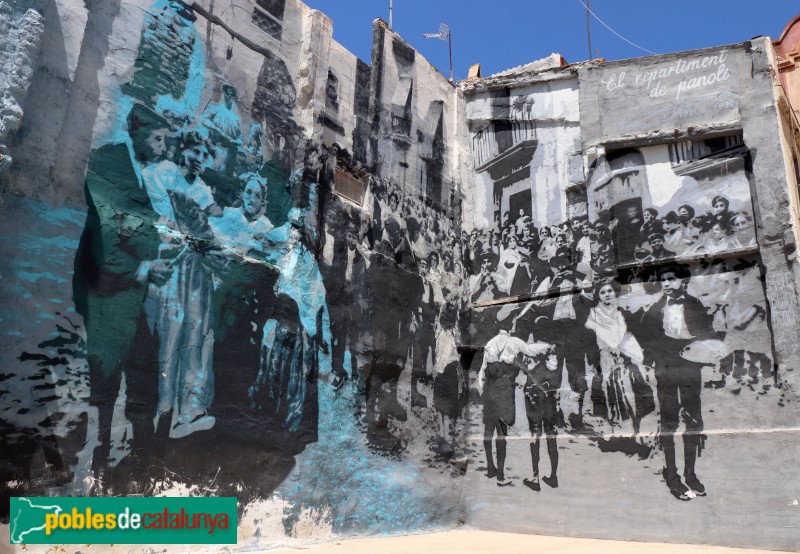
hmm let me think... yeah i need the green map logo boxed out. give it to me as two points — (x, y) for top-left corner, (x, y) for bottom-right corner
(10, 497), (237, 544)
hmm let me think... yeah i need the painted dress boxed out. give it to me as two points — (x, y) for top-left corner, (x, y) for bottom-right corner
(142, 160), (220, 438)
(585, 303), (651, 434)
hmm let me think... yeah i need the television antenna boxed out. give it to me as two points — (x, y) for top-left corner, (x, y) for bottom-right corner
(423, 23), (453, 83)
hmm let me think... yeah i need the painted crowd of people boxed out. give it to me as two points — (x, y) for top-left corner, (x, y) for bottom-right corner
(475, 253), (772, 500)
(466, 156), (770, 501)
(75, 92), (332, 489)
(467, 195), (757, 303)
(318, 173), (470, 456)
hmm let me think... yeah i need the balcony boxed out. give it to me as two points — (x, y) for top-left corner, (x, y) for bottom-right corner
(472, 120), (537, 185)
(669, 134), (746, 178)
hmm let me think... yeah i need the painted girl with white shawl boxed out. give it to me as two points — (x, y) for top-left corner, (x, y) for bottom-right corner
(142, 131), (224, 439)
(584, 279), (653, 436)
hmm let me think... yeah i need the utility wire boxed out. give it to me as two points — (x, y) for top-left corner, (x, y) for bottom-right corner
(577, 0), (658, 56)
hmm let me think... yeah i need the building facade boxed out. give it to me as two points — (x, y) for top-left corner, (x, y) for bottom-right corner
(1, 0), (800, 550)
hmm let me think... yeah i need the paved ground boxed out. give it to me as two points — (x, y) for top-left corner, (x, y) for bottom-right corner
(268, 529), (795, 553)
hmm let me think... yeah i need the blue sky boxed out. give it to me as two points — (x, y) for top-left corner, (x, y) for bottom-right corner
(303, 1), (798, 80)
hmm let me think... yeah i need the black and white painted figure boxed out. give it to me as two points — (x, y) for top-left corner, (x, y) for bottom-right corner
(327, 215), (367, 392)
(476, 331), (552, 486)
(640, 264), (722, 501)
(380, 190), (407, 263)
(533, 256), (594, 431)
(662, 211), (685, 255)
(469, 253), (501, 303)
(677, 204), (696, 227)
(644, 233), (675, 261)
(715, 261), (772, 384)
(574, 218), (593, 278)
(411, 254), (439, 408)
(585, 280), (654, 439)
(639, 208), (662, 247)
(494, 235), (525, 296)
(73, 104), (173, 483)
(610, 201), (643, 264)
(710, 195), (733, 228)
(517, 346), (560, 492)
(431, 304), (468, 458)
(589, 223), (615, 273)
(361, 253), (417, 452)
(689, 221), (742, 256)
(730, 211), (756, 248)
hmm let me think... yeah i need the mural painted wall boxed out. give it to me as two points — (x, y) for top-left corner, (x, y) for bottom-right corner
(0, 0), (467, 546)
(461, 43), (800, 552)
(2, 1), (800, 551)
(464, 66), (583, 303)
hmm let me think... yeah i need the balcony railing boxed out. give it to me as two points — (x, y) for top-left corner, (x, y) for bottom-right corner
(472, 120), (537, 170)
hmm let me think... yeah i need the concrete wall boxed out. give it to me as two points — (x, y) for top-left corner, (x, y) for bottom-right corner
(2, 1), (800, 551)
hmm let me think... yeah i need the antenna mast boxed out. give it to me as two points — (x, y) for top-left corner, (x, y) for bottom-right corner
(586, 0), (592, 60)
(423, 23), (453, 83)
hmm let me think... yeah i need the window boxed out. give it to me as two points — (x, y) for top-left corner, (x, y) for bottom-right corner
(325, 70), (339, 112)
(252, 0), (285, 40)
